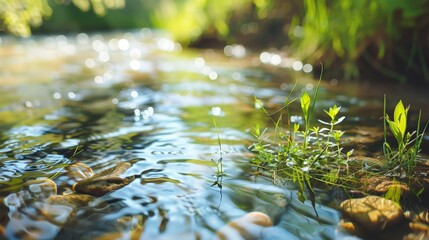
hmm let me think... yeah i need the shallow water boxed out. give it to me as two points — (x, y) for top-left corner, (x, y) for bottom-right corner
(0, 30), (428, 240)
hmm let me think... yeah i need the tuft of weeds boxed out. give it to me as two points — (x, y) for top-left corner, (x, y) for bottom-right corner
(249, 88), (428, 205)
(249, 79), (354, 203)
(383, 96), (428, 178)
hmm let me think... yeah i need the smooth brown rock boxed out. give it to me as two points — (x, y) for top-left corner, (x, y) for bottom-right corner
(73, 162), (133, 197)
(339, 196), (404, 232)
(73, 177), (133, 196)
(404, 210), (429, 239)
(47, 194), (96, 207)
(66, 162), (94, 181)
(404, 231), (429, 240)
(360, 176), (409, 194)
(24, 178), (57, 200)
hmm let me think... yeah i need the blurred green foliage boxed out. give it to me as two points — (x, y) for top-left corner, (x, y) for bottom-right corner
(150, 0), (251, 44)
(289, 0), (429, 81)
(1, 0), (428, 83)
(0, 0), (51, 36)
(0, 0), (124, 36)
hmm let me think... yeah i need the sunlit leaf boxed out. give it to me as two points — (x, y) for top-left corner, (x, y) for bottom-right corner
(393, 101), (404, 123)
(294, 123), (300, 132)
(388, 121), (403, 145)
(324, 105), (341, 120)
(301, 91), (310, 118)
(392, 100), (409, 141)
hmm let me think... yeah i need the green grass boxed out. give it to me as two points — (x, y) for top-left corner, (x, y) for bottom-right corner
(290, 0), (429, 81)
(383, 96), (428, 177)
(249, 79), (354, 202)
(249, 84), (428, 203)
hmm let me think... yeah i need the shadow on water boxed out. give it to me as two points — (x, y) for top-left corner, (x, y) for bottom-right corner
(0, 31), (428, 239)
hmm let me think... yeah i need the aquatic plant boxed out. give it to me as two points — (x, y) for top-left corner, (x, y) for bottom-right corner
(250, 80), (354, 202)
(211, 118), (226, 188)
(384, 180), (402, 204)
(383, 97), (428, 177)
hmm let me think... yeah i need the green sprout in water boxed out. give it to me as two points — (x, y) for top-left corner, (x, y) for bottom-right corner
(250, 83), (428, 208)
(250, 79), (353, 205)
(383, 97), (428, 177)
(211, 118), (227, 188)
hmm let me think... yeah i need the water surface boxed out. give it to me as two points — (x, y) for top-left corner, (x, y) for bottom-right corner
(0, 31), (428, 239)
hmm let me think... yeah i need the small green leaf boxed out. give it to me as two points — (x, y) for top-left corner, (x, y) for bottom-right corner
(294, 123), (300, 132)
(301, 91), (310, 118)
(324, 105), (341, 120)
(346, 149), (354, 157)
(393, 100), (408, 141)
(394, 101), (405, 123)
(398, 112), (407, 139)
(388, 121), (403, 145)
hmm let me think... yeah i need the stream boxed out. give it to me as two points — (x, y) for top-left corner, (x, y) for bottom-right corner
(0, 30), (428, 239)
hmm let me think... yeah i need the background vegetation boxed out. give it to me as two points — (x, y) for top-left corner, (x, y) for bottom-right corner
(1, 0), (428, 84)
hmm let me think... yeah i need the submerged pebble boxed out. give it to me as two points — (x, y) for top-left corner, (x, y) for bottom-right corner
(72, 162), (133, 196)
(339, 195), (404, 232)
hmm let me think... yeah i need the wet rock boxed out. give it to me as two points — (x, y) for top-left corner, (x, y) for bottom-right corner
(4, 202), (70, 239)
(47, 194), (97, 208)
(94, 215), (144, 240)
(67, 162), (94, 182)
(339, 196), (404, 232)
(360, 175), (409, 195)
(4, 178), (57, 209)
(24, 178), (57, 200)
(73, 162), (134, 197)
(343, 127), (384, 156)
(0, 225), (4, 238)
(215, 212), (273, 240)
(404, 211), (429, 239)
(73, 177), (133, 197)
(404, 232), (429, 240)
(2, 162), (136, 239)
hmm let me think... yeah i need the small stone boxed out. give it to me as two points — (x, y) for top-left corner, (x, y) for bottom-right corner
(361, 176), (409, 194)
(66, 162), (94, 182)
(339, 195), (404, 232)
(415, 211), (429, 224)
(47, 194), (96, 208)
(405, 210), (429, 238)
(72, 162), (133, 197)
(73, 177), (133, 197)
(24, 178), (57, 200)
(409, 222), (429, 232)
(404, 231), (429, 240)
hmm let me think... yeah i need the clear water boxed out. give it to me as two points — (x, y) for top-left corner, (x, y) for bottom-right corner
(0, 31), (428, 240)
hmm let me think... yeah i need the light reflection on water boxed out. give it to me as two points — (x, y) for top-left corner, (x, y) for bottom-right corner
(0, 31), (427, 239)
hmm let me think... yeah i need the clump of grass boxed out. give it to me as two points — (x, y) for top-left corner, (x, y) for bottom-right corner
(249, 80), (354, 202)
(383, 96), (428, 178)
(250, 88), (428, 205)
